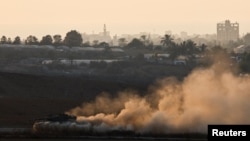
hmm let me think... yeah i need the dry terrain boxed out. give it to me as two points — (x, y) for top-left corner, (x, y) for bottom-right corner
(0, 72), (147, 128)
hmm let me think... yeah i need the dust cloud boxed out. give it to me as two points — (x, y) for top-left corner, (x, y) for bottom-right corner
(65, 62), (250, 134)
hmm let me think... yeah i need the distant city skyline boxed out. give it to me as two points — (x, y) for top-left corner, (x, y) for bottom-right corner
(0, 0), (250, 39)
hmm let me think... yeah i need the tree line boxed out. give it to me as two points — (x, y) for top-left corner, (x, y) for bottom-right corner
(2, 29), (250, 48)
(0, 30), (83, 47)
(2, 29), (250, 61)
(2, 29), (250, 74)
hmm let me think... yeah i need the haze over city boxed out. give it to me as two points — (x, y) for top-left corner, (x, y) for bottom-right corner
(1, 0), (250, 38)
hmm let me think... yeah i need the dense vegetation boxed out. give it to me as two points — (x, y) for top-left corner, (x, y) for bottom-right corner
(1, 30), (250, 78)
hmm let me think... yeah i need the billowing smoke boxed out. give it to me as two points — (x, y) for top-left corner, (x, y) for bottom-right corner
(33, 57), (250, 135)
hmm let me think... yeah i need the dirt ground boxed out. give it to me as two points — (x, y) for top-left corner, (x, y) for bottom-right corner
(0, 72), (148, 128)
(0, 97), (84, 128)
(0, 71), (207, 141)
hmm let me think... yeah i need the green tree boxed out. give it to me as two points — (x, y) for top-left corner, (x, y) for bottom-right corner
(167, 40), (198, 60)
(168, 44), (180, 60)
(210, 45), (226, 53)
(240, 53), (250, 72)
(127, 38), (144, 48)
(40, 35), (53, 45)
(0, 36), (7, 44)
(92, 40), (99, 47)
(182, 40), (197, 55)
(13, 36), (21, 44)
(64, 30), (83, 47)
(7, 37), (12, 44)
(25, 35), (39, 45)
(118, 38), (127, 47)
(53, 34), (62, 46)
(200, 43), (207, 52)
(99, 42), (109, 48)
(82, 41), (91, 47)
(243, 33), (250, 45)
(161, 34), (174, 48)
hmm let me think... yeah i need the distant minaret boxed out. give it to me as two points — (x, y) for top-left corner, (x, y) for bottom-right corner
(103, 24), (107, 36)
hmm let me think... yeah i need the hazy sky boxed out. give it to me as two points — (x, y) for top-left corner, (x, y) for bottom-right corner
(0, 0), (250, 39)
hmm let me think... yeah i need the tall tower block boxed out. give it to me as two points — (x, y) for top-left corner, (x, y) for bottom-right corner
(217, 20), (239, 43)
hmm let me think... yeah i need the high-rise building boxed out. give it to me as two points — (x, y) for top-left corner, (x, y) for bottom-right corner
(217, 20), (239, 43)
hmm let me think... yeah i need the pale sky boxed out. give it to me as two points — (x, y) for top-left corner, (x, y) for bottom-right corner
(0, 0), (250, 39)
